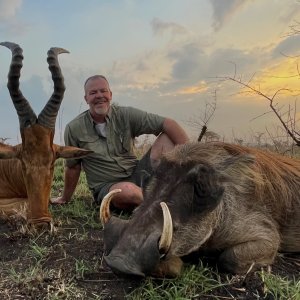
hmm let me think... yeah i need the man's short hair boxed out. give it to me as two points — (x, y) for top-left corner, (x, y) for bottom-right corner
(84, 75), (110, 89)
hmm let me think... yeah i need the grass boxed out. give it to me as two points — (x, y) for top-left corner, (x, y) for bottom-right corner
(260, 269), (300, 300)
(50, 159), (101, 230)
(128, 263), (225, 300)
(28, 240), (50, 262)
(0, 157), (299, 299)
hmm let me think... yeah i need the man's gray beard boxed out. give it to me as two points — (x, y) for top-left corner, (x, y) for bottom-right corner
(95, 104), (110, 115)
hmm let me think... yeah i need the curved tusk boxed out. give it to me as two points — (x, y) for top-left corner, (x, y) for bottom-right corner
(158, 202), (173, 256)
(99, 189), (122, 226)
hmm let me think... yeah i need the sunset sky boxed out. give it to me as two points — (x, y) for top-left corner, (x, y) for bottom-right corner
(1, 0), (300, 145)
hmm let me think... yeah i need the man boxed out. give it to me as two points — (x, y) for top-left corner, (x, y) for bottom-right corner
(51, 75), (189, 210)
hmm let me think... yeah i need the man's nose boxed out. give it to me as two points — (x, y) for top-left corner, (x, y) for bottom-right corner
(95, 90), (104, 97)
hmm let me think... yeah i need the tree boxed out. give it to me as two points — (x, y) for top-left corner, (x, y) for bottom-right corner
(219, 72), (300, 147)
(185, 90), (217, 142)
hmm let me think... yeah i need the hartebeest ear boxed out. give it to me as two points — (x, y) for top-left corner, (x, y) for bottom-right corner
(0, 145), (20, 159)
(188, 164), (224, 212)
(54, 145), (93, 159)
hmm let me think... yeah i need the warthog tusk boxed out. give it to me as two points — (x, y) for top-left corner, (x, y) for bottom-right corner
(159, 202), (173, 256)
(99, 189), (122, 226)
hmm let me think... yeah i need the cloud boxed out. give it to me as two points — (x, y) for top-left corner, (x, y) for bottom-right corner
(177, 81), (208, 95)
(210, 0), (252, 31)
(0, 0), (22, 20)
(168, 42), (259, 86)
(151, 18), (187, 37)
(168, 42), (211, 84)
(0, 0), (31, 37)
(98, 35), (269, 110)
(271, 35), (300, 59)
(278, 2), (300, 24)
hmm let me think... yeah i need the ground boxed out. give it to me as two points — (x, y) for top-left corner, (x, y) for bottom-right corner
(0, 209), (299, 300)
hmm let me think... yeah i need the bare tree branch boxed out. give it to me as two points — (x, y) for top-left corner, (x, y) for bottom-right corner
(185, 89), (217, 142)
(217, 74), (300, 146)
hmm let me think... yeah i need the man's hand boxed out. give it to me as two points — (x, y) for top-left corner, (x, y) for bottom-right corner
(50, 196), (69, 205)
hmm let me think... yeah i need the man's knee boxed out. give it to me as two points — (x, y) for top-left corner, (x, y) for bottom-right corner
(109, 182), (143, 210)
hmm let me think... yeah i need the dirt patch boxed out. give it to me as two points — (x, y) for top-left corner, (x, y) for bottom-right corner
(0, 216), (299, 300)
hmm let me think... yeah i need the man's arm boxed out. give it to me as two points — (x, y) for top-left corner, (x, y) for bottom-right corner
(51, 164), (81, 204)
(162, 118), (189, 145)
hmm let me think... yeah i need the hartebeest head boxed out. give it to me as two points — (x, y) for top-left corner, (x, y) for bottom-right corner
(0, 42), (92, 225)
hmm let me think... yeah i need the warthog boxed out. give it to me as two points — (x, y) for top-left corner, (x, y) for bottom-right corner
(100, 142), (300, 277)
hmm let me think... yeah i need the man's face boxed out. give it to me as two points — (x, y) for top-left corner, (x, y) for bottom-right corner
(84, 78), (112, 117)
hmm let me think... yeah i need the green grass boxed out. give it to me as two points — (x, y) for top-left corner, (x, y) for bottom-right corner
(28, 240), (50, 262)
(2, 157), (298, 299)
(260, 269), (300, 300)
(127, 263), (225, 300)
(51, 159), (101, 230)
(49, 159), (300, 300)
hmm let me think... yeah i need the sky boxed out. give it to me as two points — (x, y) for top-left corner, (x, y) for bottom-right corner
(1, 0), (300, 145)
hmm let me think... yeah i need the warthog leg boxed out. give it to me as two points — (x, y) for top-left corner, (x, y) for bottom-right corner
(218, 237), (280, 274)
(151, 255), (183, 278)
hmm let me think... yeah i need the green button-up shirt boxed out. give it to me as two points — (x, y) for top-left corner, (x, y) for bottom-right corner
(64, 104), (165, 191)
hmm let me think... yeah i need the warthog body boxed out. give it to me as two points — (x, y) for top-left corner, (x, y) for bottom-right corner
(101, 142), (300, 277)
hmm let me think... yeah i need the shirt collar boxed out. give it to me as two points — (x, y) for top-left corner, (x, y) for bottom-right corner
(86, 106), (112, 126)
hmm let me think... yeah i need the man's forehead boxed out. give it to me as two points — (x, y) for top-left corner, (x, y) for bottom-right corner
(86, 77), (109, 89)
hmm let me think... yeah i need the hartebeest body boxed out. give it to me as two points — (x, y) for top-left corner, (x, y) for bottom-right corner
(0, 42), (92, 225)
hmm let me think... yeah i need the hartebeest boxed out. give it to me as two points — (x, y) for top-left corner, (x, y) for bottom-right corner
(0, 42), (92, 226)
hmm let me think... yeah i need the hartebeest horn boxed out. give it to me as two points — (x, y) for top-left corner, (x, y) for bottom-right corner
(38, 47), (69, 129)
(0, 42), (37, 128)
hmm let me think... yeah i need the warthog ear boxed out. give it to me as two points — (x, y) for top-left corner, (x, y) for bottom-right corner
(221, 154), (255, 170)
(188, 164), (224, 212)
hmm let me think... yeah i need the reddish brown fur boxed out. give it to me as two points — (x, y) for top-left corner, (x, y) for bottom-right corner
(164, 143), (300, 273)
(0, 43), (92, 225)
(0, 125), (91, 224)
(0, 143), (25, 198)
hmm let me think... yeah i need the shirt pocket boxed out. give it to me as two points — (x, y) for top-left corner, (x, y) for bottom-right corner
(77, 136), (100, 152)
(114, 129), (132, 154)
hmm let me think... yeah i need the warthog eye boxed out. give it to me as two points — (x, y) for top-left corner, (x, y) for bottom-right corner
(160, 253), (166, 259)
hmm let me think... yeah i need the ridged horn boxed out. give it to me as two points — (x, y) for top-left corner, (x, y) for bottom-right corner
(0, 42), (37, 128)
(38, 47), (69, 129)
